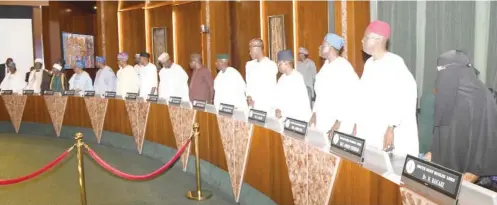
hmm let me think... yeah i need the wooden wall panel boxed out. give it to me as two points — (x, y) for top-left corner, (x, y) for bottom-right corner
(120, 9), (146, 58)
(42, 1), (62, 67)
(244, 126), (294, 205)
(62, 97), (92, 128)
(229, 1), (260, 78)
(334, 1), (370, 77)
(262, 1), (293, 57)
(147, 5), (174, 64)
(103, 99), (133, 137)
(33, 7), (44, 60)
(97, 1), (119, 71)
(174, 2), (202, 74)
(194, 112), (228, 171)
(205, 1), (230, 75)
(21, 96), (52, 124)
(0, 98), (10, 121)
(297, 1), (328, 69)
(144, 103), (176, 149)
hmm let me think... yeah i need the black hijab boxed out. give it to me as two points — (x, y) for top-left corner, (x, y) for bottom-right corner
(432, 50), (497, 177)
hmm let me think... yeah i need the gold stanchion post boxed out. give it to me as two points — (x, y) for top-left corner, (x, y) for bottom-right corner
(186, 123), (212, 200)
(75, 133), (87, 205)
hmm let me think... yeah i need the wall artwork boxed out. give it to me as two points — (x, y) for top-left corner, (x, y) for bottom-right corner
(152, 27), (167, 63)
(268, 15), (286, 61)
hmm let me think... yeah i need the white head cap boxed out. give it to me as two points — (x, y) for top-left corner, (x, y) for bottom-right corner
(52, 63), (62, 71)
(34, 58), (43, 64)
(158, 52), (169, 62)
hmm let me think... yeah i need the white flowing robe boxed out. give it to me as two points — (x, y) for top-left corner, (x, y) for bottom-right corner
(214, 67), (248, 111)
(138, 63), (158, 97)
(313, 57), (359, 133)
(158, 63), (189, 101)
(69, 71), (94, 93)
(296, 58), (317, 102)
(354, 52), (419, 156)
(274, 70), (312, 122)
(0, 72), (26, 94)
(116, 65), (140, 96)
(25, 70), (43, 93)
(245, 57), (278, 113)
(94, 66), (116, 95)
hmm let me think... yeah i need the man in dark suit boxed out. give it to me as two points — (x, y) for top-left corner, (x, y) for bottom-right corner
(0, 58), (13, 83)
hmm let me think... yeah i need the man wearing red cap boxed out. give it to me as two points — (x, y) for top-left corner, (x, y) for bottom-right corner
(354, 20), (419, 156)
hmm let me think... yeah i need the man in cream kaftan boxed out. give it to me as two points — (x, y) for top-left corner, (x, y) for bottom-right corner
(94, 56), (117, 95)
(157, 52), (190, 101)
(311, 33), (359, 134)
(69, 60), (94, 94)
(116, 52), (140, 96)
(273, 50), (312, 122)
(214, 54), (248, 111)
(245, 38), (278, 114)
(356, 20), (419, 156)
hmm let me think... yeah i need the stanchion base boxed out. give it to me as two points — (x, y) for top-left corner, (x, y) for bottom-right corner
(186, 190), (212, 201)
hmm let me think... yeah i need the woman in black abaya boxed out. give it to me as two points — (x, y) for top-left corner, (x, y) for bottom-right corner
(425, 50), (497, 189)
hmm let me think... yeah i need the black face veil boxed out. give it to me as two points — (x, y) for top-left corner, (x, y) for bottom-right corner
(431, 50), (497, 177)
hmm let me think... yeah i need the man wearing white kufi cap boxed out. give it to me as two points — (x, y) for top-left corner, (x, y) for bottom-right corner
(0, 62), (26, 94)
(157, 52), (189, 101)
(50, 63), (67, 92)
(116, 52), (140, 96)
(25, 58), (50, 93)
(296, 47), (317, 106)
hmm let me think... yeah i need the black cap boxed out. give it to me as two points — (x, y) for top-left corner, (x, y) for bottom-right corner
(139, 52), (150, 58)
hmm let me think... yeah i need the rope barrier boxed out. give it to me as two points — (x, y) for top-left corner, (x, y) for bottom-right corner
(0, 145), (74, 185)
(85, 139), (191, 181)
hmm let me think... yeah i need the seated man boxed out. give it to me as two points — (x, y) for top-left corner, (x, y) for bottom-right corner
(273, 50), (312, 122)
(213, 53), (247, 111)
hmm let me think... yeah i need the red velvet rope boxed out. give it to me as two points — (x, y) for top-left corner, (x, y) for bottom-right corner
(86, 139), (191, 180)
(0, 148), (72, 185)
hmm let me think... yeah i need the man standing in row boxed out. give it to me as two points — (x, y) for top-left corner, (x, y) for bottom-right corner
(158, 52), (189, 101)
(213, 54), (247, 111)
(138, 52), (158, 98)
(311, 33), (359, 134)
(26, 58), (52, 93)
(189, 53), (213, 103)
(94, 56), (116, 95)
(69, 60), (93, 94)
(355, 20), (418, 155)
(116, 52), (140, 96)
(296, 47), (317, 106)
(0, 61), (26, 93)
(245, 38), (278, 113)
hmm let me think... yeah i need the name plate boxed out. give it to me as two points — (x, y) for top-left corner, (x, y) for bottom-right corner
(1, 90), (13, 95)
(84, 90), (95, 97)
(63, 90), (75, 96)
(125, 92), (138, 100)
(43, 90), (55, 96)
(168, 96), (182, 106)
(402, 155), (462, 201)
(218, 103), (234, 116)
(104, 91), (116, 98)
(147, 94), (159, 102)
(283, 117), (308, 139)
(22, 90), (34, 95)
(248, 109), (267, 124)
(330, 131), (365, 163)
(192, 100), (206, 110)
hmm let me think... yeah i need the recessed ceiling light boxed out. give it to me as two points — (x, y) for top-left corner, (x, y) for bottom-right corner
(93, 6), (97, 10)
(65, 8), (72, 13)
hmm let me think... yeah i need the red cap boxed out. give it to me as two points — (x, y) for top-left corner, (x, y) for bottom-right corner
(365, 20), (391, 39)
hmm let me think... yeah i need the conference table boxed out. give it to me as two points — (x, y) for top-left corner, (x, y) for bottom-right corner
(0, 94), (493, 205)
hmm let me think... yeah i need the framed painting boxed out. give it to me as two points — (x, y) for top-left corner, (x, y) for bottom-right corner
(152, 27), (167, 63)
(268, 15), (286, 61)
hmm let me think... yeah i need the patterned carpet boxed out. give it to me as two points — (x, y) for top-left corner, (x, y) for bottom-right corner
(0, 134), (235, 205)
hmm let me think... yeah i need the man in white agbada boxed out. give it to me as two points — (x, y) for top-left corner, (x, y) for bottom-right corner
(134, 54), (141, 75)
(0, 62), (26, 94)
(355, 20), (419, 156)
(93, 56), (116, 95)
(213, 53), (247, 111)
(25, 58), (45, 93)
(245, 38), (278, 113)
(157, 52), (189, 101)
(296, 47), (317, 105)
(116, 52), (140, 96)
(69, 60), (94, 94)
(273, 50), (312, 122)
(137, 52), (158, 97)
(310, 33), (359, 134)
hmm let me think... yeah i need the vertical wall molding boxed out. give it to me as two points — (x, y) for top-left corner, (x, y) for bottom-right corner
(328, 0), (334, 33)
(370, 0), (378, 21)
(340, 0), (347, 58)
(415, 1), (426, 97)
(474, 0), (491, 83)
